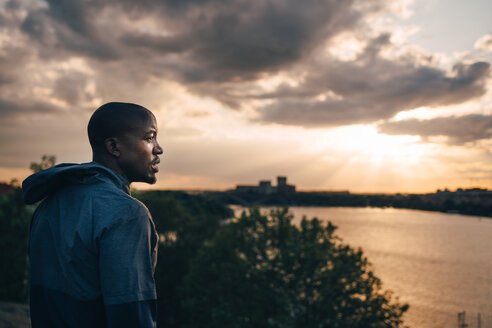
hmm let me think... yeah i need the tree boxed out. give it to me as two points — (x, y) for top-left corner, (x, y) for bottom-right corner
(0, 154), (56, 303)
(0, 180), (33, 302)
(134, 190), (233, 328)
(29, 155), (56, 173)
(182, 208), (408, 328)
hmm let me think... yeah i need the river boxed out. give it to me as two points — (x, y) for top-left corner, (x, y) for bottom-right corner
(231, 206), (492, 328)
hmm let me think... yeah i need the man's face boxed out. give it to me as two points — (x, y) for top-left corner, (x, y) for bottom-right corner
(117, 114), (163, 184)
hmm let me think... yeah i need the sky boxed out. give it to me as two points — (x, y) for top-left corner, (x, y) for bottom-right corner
(0, 0), (491, 193)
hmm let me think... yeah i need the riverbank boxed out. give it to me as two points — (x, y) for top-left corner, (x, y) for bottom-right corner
(202, 188), (492, 218)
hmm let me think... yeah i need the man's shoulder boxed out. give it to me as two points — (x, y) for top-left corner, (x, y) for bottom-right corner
(50, 180), (150, 225)
(23, 161), (131, 205)
(59, 177), (127, 203)
(86, 184), (150, 219)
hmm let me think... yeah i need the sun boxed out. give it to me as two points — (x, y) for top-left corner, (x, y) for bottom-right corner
(305, 124), (429, 168)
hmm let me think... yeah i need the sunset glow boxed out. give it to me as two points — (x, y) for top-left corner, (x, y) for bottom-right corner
(1, 0), (491, 193)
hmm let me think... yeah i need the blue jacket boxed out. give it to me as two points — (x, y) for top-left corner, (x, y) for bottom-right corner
(23, 162), (158, 328)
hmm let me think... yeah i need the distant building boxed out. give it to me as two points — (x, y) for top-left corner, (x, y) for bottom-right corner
(259, 180), (273, 194)
(235, 176), (296, 194)
(276, 176), (295, 193)
(429, 187), (492, 207)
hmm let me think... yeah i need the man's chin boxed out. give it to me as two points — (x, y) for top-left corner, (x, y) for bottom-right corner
(146, 175), (157, 184)
(135, 174), (157, 184)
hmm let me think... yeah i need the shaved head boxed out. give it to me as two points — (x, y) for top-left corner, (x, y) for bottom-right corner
(87, 102), (163, 183)
(88, 102), (153, 152)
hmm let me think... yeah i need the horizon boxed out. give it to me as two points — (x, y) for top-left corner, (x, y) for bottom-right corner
(4, 167), (488, 195)
(133, 176), (490, 195)
(1, 0), (492, 193)
(134, 186), (492, 195)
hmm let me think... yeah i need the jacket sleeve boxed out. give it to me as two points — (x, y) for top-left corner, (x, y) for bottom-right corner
(106, 300), (157, 328)
(98, 204), (158, 320)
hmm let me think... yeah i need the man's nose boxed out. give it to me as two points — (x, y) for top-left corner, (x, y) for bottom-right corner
(154, 140), (163, 155)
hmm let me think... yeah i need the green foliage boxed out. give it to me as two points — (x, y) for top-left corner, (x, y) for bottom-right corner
(0, 154), (55, 303)
(29, 155), (56, 173)
(0, 154), (56, 302)
(134, 190), (233, 328)
(0, 181), (33, 302)
(181, 207), (408, 328)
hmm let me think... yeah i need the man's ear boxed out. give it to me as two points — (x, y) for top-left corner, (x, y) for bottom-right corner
(103, 137), (121, 157)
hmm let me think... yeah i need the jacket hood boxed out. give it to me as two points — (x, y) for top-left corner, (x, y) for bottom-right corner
(22, 162), (130, 205)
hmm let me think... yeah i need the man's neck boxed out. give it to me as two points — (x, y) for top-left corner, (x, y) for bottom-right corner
(92, 155), (127, 181)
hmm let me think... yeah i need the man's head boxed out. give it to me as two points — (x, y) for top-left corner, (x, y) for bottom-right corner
(88, 102), (163, 184)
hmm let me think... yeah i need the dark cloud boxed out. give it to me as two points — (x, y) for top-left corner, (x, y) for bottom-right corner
(20, 4), (118, 60)
(255, 35), (491, 127)
(0, 1), (21, 28)
(378, 114), (492, 144)
(0, 6), (34, 86)
(124, 0), (365, 78)
(1, 0), (491, 129)
(43, 0), (94, 36)
(177, 0), (361, 79)
(17, 0), (366, 78)
(120, 33), (189, 56)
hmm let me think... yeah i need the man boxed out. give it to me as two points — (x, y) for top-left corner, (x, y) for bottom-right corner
(22, 102), (163, 327)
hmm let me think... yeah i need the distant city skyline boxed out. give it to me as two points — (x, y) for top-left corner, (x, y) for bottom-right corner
(235, 176), (296, 194)
(0, 0), (491, 193)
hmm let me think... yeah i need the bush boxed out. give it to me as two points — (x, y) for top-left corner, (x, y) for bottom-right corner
(181, 207), (408, 328)
(0, 182), (32, 302)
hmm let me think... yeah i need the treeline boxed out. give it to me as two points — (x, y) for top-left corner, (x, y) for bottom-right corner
(0, 181), (32, 303)
(1, 183), (409, 327)
(206, 190), (492, 218)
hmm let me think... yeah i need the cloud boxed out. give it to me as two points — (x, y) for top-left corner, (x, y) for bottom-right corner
(378, 114), (492, 145)
(0, 97), (64, 120)
(17, 0), (368, 77)
(1, 0), (491, 130)
(21, 6), (119, 60)
(168, 0), (361, 80)
(0, 0), (382, 116)
(51, 71), (91, 106)
(255, 35), (491, 127)
(475, 34), (492, 53)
